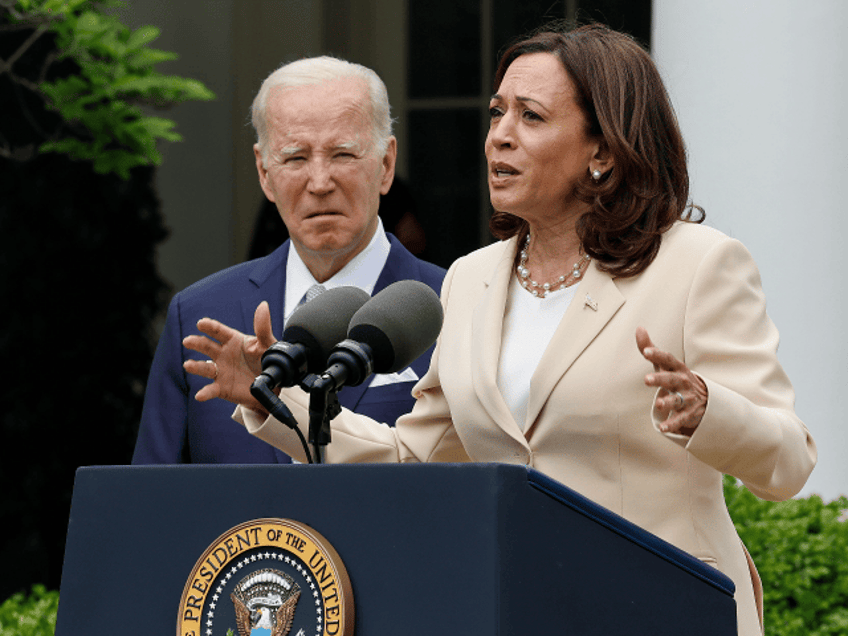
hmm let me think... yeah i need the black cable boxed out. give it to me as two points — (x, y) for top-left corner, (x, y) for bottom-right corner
(250, 378), (314, 464)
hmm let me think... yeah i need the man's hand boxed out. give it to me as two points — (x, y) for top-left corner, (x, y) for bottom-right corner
(183, 301), (277, 415)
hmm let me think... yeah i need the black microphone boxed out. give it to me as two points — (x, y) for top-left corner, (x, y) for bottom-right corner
(253, 286), (371, 390)
(317, 280), (444, 390)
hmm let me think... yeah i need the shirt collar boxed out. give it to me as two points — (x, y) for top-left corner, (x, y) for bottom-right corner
(284, 218), (391, 325)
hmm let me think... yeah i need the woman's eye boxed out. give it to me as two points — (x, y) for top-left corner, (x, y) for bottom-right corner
(523, 109), (542, 122)
(488, 106), (503, 119)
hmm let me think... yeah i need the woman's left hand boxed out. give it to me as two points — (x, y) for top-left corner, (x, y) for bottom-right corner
(636, 327), (708, 436)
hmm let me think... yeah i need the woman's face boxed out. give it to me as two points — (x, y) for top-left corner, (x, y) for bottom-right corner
(485, 52), (600, 228)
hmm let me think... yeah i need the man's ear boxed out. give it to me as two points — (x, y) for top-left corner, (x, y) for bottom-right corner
(254, 144), (275, 202)
(380, 136), (397, 195)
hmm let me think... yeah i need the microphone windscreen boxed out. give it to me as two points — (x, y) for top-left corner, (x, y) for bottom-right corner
(347, 280), (443, 373)
(283, 286), (370, 372)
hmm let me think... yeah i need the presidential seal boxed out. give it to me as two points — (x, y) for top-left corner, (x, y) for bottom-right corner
(177, 518), (353, 636)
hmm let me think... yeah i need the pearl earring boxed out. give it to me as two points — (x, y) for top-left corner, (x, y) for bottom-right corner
(591, 169), (602, 181)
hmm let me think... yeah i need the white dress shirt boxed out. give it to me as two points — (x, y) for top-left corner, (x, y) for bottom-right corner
(283, 218), (391, 326)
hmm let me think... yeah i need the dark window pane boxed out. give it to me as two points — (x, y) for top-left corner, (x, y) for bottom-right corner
(578, 0), (652, 49)
(408, 0), (481, 98)
(490, 0), (652, 76)
(407, 109), (482, 268)
(493, 0), (569, 71)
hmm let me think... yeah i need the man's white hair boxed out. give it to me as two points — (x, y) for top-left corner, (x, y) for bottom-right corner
(251, 56), (394, 166)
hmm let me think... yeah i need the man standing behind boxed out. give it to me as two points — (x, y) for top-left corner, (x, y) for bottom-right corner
(133, 57), (445, 464)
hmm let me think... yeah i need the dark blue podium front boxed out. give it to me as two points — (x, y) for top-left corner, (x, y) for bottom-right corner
(55, 463), (736, 635)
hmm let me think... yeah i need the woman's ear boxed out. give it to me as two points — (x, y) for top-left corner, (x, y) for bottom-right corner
(589, 139), (614, 177)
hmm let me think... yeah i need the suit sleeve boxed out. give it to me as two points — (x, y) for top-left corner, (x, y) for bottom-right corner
(235, 261), (470, 465)
(132, 294), (189, 464)
(653, 236), (817, 500)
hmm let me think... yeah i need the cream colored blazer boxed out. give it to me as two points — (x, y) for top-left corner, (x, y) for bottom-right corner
(241, 221), (817, 636)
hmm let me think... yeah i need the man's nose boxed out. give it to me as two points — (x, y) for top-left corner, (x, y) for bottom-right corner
(307, 160), (335, 195)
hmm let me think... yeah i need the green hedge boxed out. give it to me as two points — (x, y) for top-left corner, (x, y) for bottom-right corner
(3, 481), (845, 634)
(724, 475), (848, 635)
(0, 586), (58, 636)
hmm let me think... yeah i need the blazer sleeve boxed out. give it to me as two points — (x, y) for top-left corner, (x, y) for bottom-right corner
(235, 260), (470, 465)
(652, 235), (817, 500)
(132, 294), (189, 463)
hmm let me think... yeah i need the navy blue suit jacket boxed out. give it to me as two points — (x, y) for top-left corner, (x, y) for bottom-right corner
(132, 234), (446, 464)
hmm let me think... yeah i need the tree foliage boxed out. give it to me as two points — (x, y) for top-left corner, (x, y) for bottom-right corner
(0, 0), (212, 601)
(1, 0), (213, 178)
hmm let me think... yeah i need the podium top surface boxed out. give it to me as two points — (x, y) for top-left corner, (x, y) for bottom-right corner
(70, 462), (734, 596)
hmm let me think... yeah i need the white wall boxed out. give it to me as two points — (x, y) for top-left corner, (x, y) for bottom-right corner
(653, 0), (848, 500)
(123, 0), (326, 294)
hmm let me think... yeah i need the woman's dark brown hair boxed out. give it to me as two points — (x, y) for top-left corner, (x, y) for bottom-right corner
(489, 23), (703, 278)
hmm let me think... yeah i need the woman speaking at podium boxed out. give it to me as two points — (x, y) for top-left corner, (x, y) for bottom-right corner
(184, 24), (816, 636)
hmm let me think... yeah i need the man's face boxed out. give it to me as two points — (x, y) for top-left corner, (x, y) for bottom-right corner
(255, 78), (395, 270)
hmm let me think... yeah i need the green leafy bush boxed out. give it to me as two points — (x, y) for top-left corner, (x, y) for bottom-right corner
(0, 586), (59, 636)
(724, 475), (848, 635)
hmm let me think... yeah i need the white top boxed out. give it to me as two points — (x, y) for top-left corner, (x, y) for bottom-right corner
(282, 218), (416, 396)
(497, 274), (578, 429)
(283, 218), (391, 326)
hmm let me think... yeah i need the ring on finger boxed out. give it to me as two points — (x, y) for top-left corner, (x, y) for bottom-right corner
(672, 391), (685, 410)
(206, 359), (218, 379)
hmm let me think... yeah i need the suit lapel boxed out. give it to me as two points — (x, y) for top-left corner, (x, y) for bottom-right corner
(237, 241), (293, 464)
(240, 241), (289, 339)
(470, 238), (528, 442)
(524, 263), (625, 429)
(336, 236), (419, 411)
(372, 234), (418, 293)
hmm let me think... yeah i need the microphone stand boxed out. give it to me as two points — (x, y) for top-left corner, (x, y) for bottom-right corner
(250, 376), (314, 464)
(304, 339), (372, 463)
(305, 374), (342, 464)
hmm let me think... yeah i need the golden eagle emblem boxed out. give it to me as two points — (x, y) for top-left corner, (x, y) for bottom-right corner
(230, 568), (300, 636)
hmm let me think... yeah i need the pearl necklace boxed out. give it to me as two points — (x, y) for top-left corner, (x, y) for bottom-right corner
(517, 234), (591, 297)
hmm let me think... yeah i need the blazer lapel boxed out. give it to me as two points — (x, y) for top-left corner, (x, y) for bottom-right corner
(470, 238), (529, 443)
(524, 263), (625, 429)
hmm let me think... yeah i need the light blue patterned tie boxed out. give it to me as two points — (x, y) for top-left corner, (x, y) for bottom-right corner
(300, 283), (326, 306)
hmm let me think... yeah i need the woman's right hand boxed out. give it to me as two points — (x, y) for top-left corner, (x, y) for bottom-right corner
(182, 300), (277, 415)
